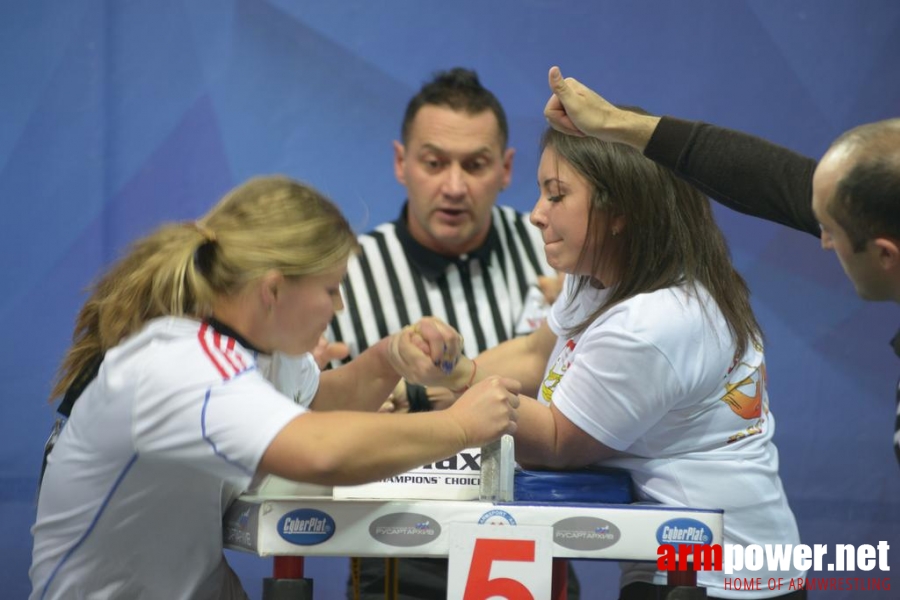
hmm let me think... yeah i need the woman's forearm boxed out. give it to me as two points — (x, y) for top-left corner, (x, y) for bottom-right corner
(312, 338), (398, 412)
(474, 322), (556, 397)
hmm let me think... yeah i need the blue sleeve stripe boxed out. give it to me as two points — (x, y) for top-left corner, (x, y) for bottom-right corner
(200, 386), (255, 478)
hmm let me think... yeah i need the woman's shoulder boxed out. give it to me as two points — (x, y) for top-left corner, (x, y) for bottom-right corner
(586, 284), (726, 348)
(603, 283), (708, 320)
(110, 316), (260, 384)
(110, 316), (202, 357)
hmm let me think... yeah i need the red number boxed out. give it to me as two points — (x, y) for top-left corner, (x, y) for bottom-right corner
(463, 538), (536, 600)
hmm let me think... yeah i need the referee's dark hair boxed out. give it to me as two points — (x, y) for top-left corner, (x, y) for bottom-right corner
(400, 67), (509, 149)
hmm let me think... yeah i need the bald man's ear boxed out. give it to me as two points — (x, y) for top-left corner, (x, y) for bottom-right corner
(874, 237), (900, 270)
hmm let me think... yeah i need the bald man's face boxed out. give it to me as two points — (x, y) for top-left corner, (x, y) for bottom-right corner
(812, 148), (892, 301)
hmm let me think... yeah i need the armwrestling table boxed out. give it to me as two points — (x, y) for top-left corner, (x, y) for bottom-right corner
(224, 438), (723, 600)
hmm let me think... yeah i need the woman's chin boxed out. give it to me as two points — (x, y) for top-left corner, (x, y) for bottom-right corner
(547, 258), (574, 275)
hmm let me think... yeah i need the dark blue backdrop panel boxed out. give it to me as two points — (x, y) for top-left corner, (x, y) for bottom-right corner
(2, 1), (898, 599)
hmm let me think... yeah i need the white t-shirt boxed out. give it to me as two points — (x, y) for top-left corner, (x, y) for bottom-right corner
(30, 317), (314, 600)
(544, 279), (803, 598)
(258, 351), (320, 408)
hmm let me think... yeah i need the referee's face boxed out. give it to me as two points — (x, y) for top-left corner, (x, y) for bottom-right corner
(395, 105), (514, 256)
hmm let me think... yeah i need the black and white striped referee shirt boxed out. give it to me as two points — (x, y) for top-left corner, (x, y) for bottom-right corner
(328, 203), (555, 364)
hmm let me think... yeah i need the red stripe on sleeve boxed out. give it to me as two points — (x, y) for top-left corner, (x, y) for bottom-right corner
(198, 323), (230, 379)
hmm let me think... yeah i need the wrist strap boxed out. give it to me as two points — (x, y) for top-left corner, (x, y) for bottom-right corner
(405, 381), (433, 412)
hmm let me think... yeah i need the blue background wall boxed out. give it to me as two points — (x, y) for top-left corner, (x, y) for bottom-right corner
(2, 1), (898, 598)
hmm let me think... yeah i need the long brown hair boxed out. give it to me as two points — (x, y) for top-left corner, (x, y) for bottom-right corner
(51, 175), (356, 399)
(541, 128), (761, 357)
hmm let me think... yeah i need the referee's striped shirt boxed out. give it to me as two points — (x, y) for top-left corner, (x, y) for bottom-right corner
(328, 203), (555, 364)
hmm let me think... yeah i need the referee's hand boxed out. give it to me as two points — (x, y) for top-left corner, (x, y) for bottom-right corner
(379, 380), (410, 413)
(312, 335), (349, 370)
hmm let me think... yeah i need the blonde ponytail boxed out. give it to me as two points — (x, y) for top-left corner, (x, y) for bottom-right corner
(51, 175), (356, 401)
(51, 225), (214, 399)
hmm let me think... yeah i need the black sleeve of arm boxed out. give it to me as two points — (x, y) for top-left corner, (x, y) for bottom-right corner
(644, 117), (821, 238)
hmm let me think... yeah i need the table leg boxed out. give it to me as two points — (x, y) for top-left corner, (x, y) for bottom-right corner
(666, 564), (696, 587)
(665, 561), (706, 599)
(262, 556), (314, 600)
(551, 558), (568, 600)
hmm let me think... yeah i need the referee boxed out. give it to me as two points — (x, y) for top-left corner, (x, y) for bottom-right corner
(326, 68), (572, 599)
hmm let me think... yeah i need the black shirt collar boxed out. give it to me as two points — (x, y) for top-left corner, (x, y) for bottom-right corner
(58, 317), (264, 418)
(393, 202), (500, 281)
(206, 316), (266, 355)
